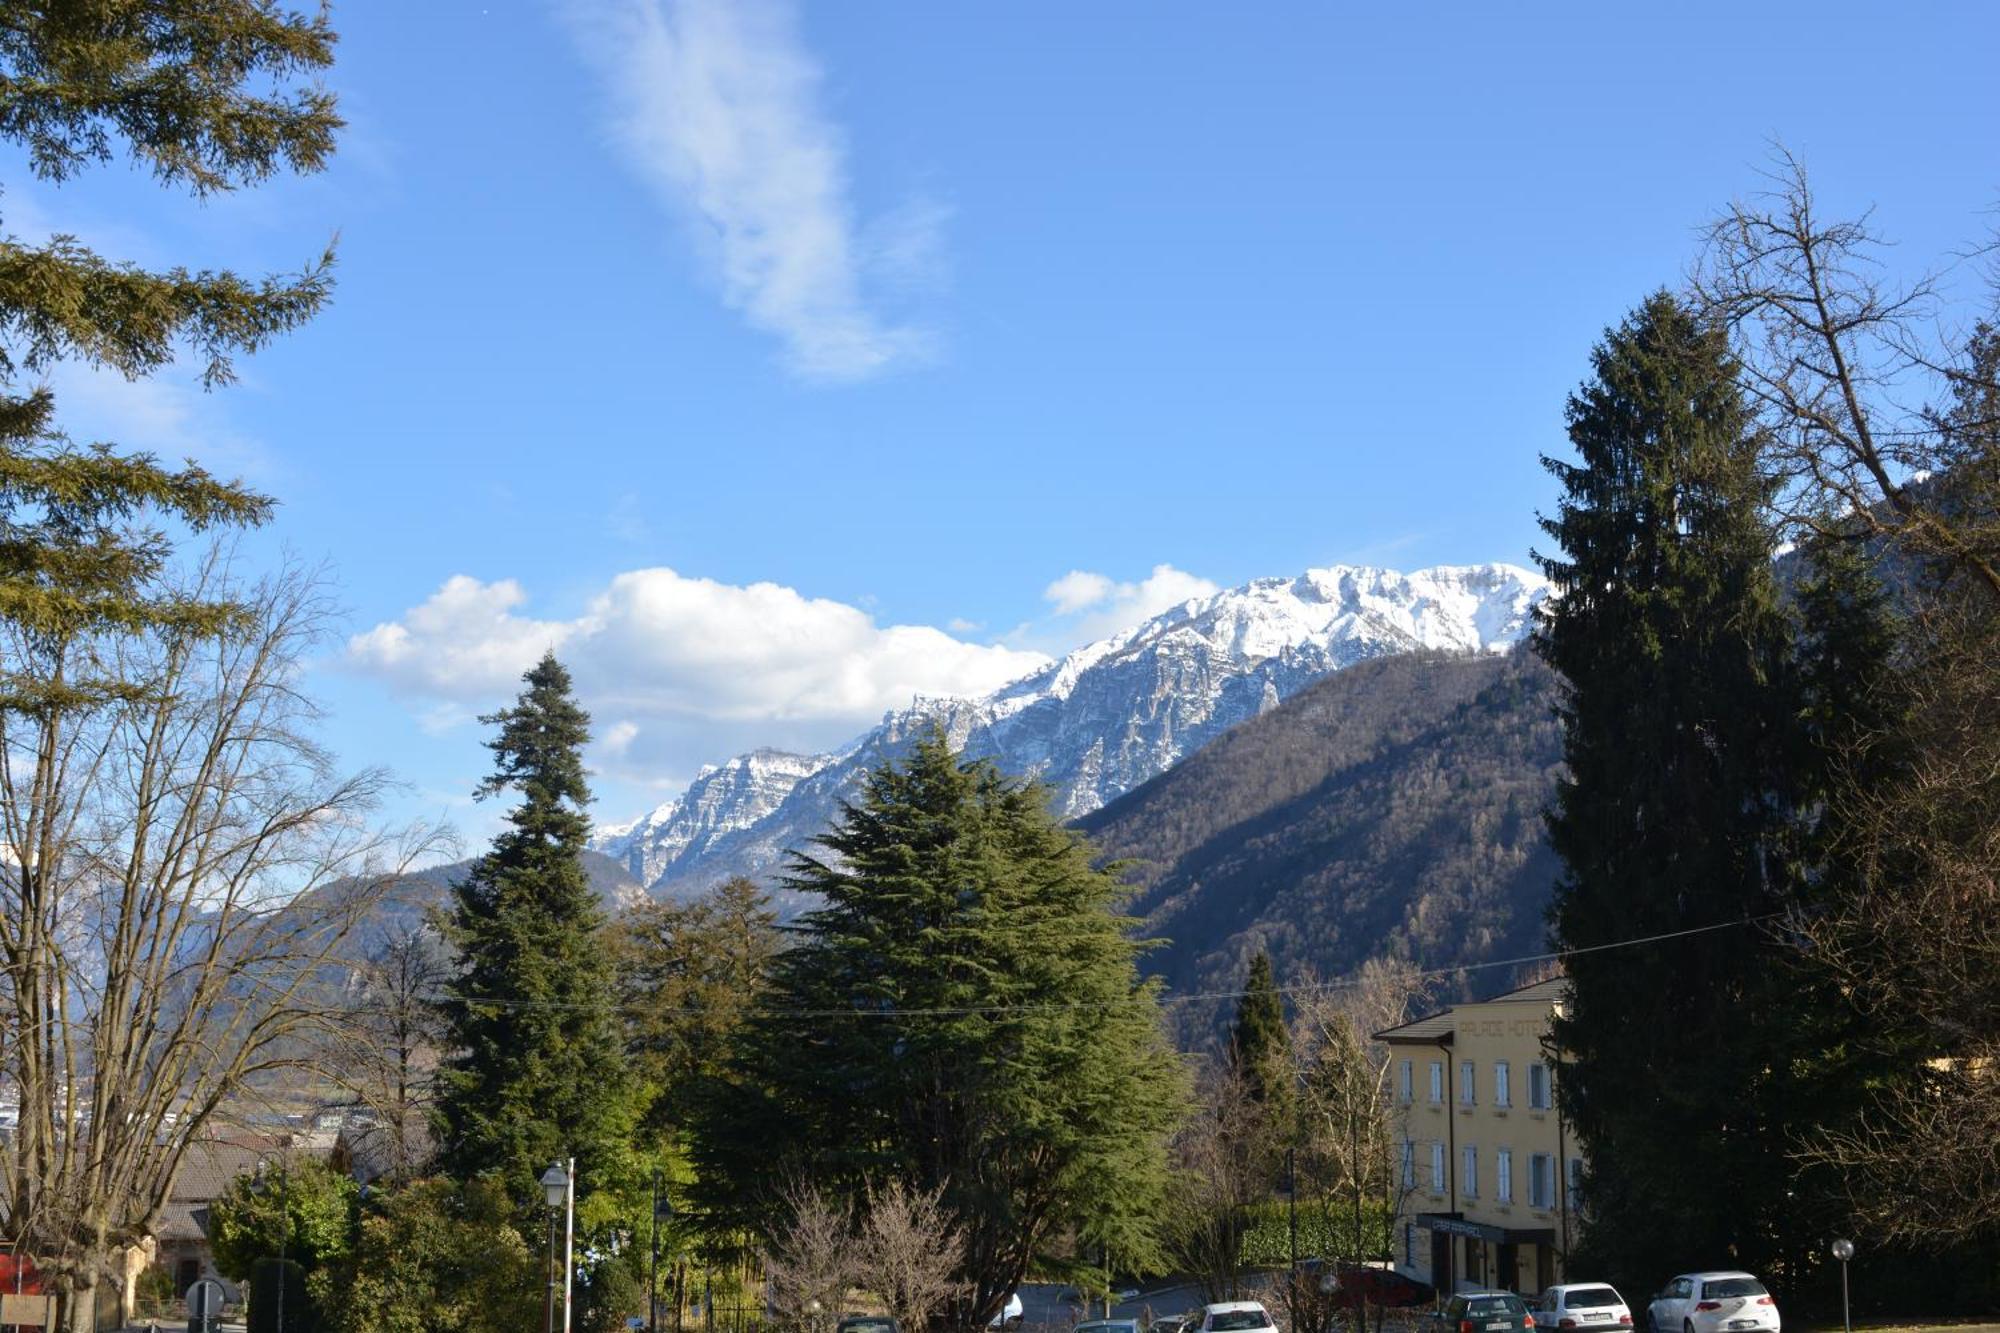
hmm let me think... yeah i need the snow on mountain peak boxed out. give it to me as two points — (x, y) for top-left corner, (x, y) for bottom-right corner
(592, 559), (1547, 905)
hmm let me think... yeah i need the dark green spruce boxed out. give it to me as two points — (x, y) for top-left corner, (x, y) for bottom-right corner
(434, 653), (632, 1212)
(1533, 292), (1821, 1294)
(1228, 951), (1295, 1154)
(696, 726), (1185, 1326)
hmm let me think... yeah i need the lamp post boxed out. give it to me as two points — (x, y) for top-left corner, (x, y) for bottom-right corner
(1284, 1147), (1299, 1274)
(278, 1152), (290, 1328)
(541, 1163), (571, 1333)
(1831, 1239), (1855, 1333)
(250, 1150), (292, 1333)
(651, 1176), (674, 1333)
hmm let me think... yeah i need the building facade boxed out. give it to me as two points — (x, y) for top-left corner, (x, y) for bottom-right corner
(1376, 977), (1578, 1298)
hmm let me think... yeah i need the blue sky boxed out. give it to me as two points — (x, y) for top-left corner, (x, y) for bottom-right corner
(11, 0), (1997, 837)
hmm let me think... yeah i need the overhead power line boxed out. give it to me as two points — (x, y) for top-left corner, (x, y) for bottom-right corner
(450, 911), (1789, 1023)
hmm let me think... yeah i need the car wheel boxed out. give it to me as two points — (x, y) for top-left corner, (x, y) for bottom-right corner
(1684, 1321), (1695, 1333)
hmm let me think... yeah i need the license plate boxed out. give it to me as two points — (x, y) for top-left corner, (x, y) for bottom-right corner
(1729, 1322), (1757, 1329)
(1487, 1324), (1511, 1330)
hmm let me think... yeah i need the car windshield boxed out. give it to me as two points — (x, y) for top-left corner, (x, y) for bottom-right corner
(1565, 1289), (1621, 1308)
(1702, 1281), (1767, 1300)
(1468, 1298), (1527, 1318)
(841, 1322), (896, 1333)
(1211, 1314), (1271, 1331)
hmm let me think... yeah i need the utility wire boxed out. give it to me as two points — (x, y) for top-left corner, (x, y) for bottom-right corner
(451, 911), (1789, 1023)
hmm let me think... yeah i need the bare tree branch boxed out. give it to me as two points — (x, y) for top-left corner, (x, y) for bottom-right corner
(0, 555), (447, 1321)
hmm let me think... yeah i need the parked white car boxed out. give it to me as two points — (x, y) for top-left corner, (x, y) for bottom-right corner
(1199, 1303), (1278, 1333)
(1534, 1284), (1634, 1333)
(987, 1293), (1023, 1327)
(1647, 1273), (1780, 1333)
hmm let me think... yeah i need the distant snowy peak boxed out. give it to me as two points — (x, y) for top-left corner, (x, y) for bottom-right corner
(591, 560), (1548, 904)
(597, 747), (837, 887)
(1006, 562), (1544, 706)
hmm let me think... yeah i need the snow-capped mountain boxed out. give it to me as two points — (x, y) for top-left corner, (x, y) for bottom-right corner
(594, 563), (1548, 909)
(598, 748), (841, 889)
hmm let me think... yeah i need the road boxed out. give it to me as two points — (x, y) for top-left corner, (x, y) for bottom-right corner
(1014, 1281), (1211, 1328)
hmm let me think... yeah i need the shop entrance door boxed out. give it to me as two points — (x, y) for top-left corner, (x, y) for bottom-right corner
(1430, 1230), (1453, 1293)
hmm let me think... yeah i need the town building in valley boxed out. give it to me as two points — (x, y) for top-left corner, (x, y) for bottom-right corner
(1376, 976), (1579, 1297)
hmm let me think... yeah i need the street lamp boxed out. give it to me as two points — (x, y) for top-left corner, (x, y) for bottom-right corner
(541, 1163), (574, 1333)
(1831, 1239), (1855, 1333)
(1283, 1147), (1299, 1274)
(651, 1177), (675, 1333)
(250, 1152), (292, 1333)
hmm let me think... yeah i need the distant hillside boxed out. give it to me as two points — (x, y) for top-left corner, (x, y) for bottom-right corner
(322, 848), (650, 961)
(1079, 648), (1564, 1037)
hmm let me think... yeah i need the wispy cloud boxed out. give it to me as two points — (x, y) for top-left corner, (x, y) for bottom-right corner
(46, 361), (276, 485)
(561, 0), (943, 381)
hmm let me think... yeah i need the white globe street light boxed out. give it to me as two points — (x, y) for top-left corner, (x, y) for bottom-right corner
(1831, 1238), (1855, 1333)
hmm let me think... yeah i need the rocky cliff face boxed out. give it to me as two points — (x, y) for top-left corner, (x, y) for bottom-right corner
(596, 747), (838, 888)
(594, 562), (1549, 910)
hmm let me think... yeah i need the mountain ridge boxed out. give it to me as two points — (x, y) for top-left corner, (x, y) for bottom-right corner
(595, 561), (1550, 908)
(1077, 646), (1565, 1041)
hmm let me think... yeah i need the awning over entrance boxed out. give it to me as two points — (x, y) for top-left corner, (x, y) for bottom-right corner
(1415, 1212), (1556, 1246)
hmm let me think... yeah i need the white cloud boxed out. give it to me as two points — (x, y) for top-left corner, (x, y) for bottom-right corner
(347, 568), (1048, 781)
(1041, 563), (1220, 642)
(1042, 570), (1116, 615)
(347, 576), (573, 698)
(561, 0), (942, 381)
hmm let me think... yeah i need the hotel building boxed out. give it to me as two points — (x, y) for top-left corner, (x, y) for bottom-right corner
(1376, 977), (1580, 1297)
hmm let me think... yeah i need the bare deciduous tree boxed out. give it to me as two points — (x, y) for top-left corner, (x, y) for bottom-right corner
(326, 923), (453, 1181)
(859, 1179), (966, 1331)
(1283, 961), (1425, 1333)
(1795, 593), (2000, 1243)
(764, 1181), (855, 1328)
(1692, 147), (2000, 603)
(0, 560), (439, 1329)
(1164, 1060), (1273, 1304)
(1694, 150), (2000, 1245)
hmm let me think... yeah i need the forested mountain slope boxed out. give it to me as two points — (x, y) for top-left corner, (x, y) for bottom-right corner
(1080, 648), (1565, 1035)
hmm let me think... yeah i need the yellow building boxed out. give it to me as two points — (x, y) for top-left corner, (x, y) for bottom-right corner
(1375, 977), (1579, 1297)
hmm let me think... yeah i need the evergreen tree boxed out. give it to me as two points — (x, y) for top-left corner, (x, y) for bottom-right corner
(612, 876), (779, 1134)
(435, 654), (633, 1216)
(1533, 292), (1817, 1292)
(1224, 944), (1288, 1152)
(696, 727), (1185, 1326)
(1229, 952), (1291, 1110)
(1, 2), (337, 700)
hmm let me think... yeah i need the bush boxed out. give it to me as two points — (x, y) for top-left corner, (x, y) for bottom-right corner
(326, 1177), (540, 1333)
(136, 1265), (178, 1316)
(1239, 1202), (1392, 1268)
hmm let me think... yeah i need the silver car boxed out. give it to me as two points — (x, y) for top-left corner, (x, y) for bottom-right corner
(1647, 1273), (1779, 1333)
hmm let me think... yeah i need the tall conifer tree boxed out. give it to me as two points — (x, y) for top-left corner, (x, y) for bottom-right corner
(436, 653), (632, 1212)
(1228, 951), (1295, 1156)
(697, 727), (1184, 1325)
(1534, 292), (1810, 1289)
